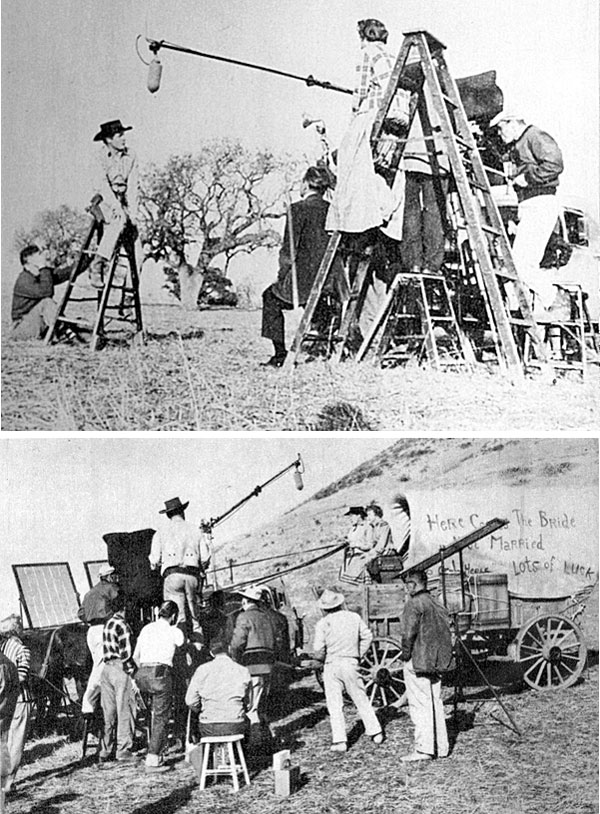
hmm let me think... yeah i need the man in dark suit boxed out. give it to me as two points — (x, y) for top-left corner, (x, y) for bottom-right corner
(261, 166), (333, 367)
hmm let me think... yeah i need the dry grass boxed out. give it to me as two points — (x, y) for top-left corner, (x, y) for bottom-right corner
(2, 307), (599, 431)
(8, 663), (599, 814)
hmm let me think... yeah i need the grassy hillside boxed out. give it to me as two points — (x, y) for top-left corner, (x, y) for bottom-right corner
(216, 438), (598, 644)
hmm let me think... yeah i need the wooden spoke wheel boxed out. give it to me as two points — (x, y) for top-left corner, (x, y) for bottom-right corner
(358, 637), (406, 707)
(516, 614), (587, 690)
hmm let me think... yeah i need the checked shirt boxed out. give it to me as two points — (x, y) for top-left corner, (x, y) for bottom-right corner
(102, 611), (135, 673)
(353, 41), (410, 119)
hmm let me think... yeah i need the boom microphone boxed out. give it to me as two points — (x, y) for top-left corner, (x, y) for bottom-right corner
(293, 469), (304, 491)
(147, 57), (163, 93)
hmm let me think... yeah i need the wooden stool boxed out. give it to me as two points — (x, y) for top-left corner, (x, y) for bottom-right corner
(198, 734), (250, 792)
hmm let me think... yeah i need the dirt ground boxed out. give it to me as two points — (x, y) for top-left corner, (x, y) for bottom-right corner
(6, 662), (598, 814)
(2, 306), (599, 431)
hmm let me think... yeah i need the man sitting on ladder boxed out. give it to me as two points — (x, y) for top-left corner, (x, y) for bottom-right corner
(88, 119), (139, 290)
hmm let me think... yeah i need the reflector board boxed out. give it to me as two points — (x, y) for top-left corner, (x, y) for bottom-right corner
(84, 560), (110, 589)
(12, 562), (80, 628)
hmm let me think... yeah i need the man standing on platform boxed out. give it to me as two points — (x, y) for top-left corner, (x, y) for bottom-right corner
(149, 497), (211, 635)
(400, 569), (453, 762)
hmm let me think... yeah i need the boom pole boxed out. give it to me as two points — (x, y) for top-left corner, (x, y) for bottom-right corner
(145, 38), (353, 95)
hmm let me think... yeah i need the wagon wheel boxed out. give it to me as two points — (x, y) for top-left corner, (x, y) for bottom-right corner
(516, 613), (587, 690)
(358, 637), (406, 707)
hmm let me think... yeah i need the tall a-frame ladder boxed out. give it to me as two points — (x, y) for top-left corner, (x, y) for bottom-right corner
(44, 202), (144, 351)
(284, 30), (546, 375)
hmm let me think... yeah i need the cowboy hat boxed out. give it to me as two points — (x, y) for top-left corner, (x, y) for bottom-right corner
(238, 585), (263, 602)
(159, 497), (190, 515)
(318, 589), (345, 610)
(93, 119), (133, 142)
(344, 506), (365, 516)
(98, 563), (115, 578)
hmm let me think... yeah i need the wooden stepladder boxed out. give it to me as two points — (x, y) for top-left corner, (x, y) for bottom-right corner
(44, 200), (144, 351)
(366, 30), (546, 375)
(286, 30), (546, 375)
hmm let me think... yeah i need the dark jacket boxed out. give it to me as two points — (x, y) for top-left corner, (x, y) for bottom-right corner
(11, 265), (72, 322)
(401, 589), (453, 675)
(272, 193), (332, 306)
(509, 125), (563, 203)
(230, 605), (276, 676)
(78, 580), (120, 625)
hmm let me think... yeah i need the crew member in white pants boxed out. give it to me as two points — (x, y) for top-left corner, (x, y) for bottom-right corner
(311, 589), (383, 752)
(77, 563), (121, 716)
(491, 111), (564, 314)
(400, 569), (453, 761)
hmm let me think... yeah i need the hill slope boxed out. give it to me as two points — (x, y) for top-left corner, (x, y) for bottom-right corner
(215, 438), (598, 644)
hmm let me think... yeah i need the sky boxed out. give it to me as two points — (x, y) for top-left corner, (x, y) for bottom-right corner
(0, 435), (393, 617)
(2, 0), (599, 304)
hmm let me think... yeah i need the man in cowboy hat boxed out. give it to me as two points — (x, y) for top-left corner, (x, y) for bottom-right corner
(149, 498), (211, 635)
(230, 585), (277, 742)
(78, 563), (121, 716)
(310, 589), (382, 752)
(339, 506), (372, 584)
(88, 119), (139, 288)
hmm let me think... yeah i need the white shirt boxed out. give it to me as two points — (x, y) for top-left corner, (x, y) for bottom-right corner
(133, 618), (184, 667)
(185, 654), (252, 723)
(313, 609), (373, 662)
(149, 516), (211, 575)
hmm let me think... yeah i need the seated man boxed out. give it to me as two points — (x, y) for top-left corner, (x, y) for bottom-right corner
(261, 166), (335, 367)
(185, 638), (252, 738)
(11, 245), (72, 340)
(363, 501), (395, 582)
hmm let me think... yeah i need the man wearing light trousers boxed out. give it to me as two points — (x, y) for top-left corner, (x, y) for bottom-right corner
(400, 569), (453, 761)
(311, 589), (383, 752)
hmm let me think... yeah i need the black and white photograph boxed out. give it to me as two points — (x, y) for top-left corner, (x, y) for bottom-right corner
(1, 1), (599, 430)
(0, 436), (597, 812)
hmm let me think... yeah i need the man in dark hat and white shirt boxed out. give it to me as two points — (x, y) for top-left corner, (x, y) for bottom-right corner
(149, 497), (211, 635)
(89, 119), (139, 288)
(310, 589), (383, 752)
(78, 563), (121, 716)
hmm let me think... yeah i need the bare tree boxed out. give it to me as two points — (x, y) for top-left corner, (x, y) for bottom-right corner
(139, 139), (300, 308)
(14, 205), (90, 266)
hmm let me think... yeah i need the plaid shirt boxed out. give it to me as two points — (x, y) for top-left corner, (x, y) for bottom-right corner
(103, 611), (135, 673)
(353, 41), (410, 121)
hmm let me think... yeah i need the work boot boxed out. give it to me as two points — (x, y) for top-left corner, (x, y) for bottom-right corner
(89, 256), (107, 289)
